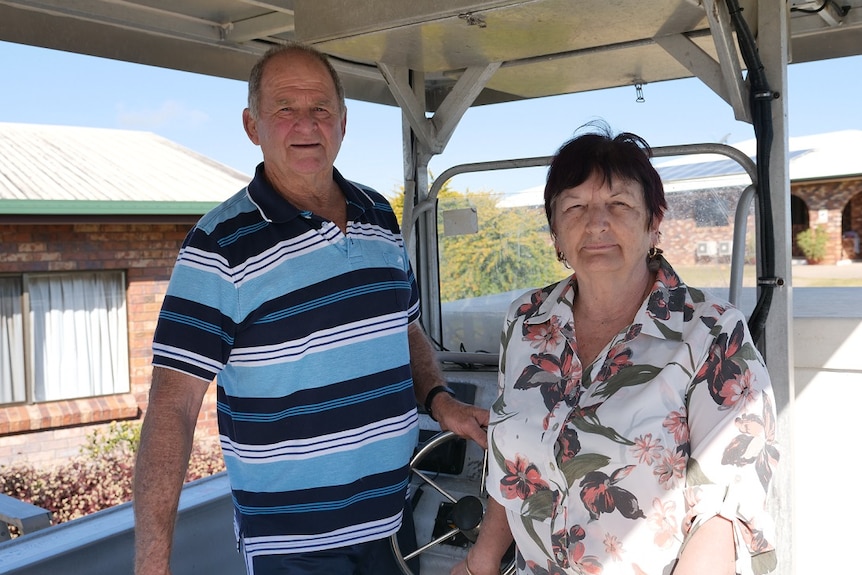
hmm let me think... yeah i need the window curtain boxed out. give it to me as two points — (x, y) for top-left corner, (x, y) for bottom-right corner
(0, 278), (25, 404)
(28, 272), (130, 402)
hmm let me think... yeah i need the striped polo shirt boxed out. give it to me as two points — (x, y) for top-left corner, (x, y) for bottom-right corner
(152, 165), (421, 567)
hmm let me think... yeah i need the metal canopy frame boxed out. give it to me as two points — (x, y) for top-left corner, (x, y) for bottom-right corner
(3, 3), (859, 573)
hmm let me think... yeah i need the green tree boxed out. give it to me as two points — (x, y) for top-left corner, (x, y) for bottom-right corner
(387, 179), (566, 302)
(438, 190), (565, 302)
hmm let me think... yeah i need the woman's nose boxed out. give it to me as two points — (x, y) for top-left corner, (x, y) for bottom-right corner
(584, 204), (609, 230)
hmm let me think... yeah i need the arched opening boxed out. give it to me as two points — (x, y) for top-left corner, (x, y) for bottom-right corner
(790, 195), (810, 259)
(841, 191), (862, 260)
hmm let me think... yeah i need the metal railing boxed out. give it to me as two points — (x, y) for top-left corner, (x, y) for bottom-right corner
(0, 472), (243, 575)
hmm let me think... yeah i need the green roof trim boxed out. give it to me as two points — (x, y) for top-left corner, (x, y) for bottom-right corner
(0, 199), (221, 216)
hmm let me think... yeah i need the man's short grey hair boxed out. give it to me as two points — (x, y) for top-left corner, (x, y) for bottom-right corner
(247, 42), (346, 119)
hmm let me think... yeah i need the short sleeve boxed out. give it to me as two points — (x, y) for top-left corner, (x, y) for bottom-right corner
(683, 307), (780, 574)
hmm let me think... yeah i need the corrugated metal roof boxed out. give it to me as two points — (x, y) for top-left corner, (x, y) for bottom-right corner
(0, 122), (251, 214)
(500, 130), (862, 205)
(659, 129), (862, 192)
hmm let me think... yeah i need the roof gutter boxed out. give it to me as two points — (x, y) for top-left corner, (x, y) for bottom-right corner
(0, 199), (220, 216)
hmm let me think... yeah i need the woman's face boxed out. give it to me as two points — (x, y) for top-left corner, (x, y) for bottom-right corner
(551, 170), (659, 277)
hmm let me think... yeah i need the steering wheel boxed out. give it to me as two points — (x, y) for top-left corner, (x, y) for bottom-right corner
(390, 431), (516, 575)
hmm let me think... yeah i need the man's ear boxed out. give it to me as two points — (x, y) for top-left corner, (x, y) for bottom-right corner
(242, 108), (260, 145)
(341, 107), (347, 138)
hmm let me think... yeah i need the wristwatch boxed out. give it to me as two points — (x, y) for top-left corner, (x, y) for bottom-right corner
(424, 385), (456, 422)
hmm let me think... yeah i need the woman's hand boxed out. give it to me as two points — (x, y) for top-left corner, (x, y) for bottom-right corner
(450, 549), (500, 575)
(449, 498), (514, 575)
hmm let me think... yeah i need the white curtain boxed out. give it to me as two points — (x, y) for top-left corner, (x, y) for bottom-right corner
(28, 272), (130, 402)
(0, 277), (25, 404)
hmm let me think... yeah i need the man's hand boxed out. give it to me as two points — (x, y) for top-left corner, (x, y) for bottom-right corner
(407, 322), (490, 449)
(429, 391), (489, 449)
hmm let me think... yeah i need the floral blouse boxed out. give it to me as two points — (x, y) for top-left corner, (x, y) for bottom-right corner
(487, 259), (779, 575)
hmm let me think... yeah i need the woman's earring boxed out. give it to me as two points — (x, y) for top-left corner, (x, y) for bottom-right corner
(648, 246), (662, 259)
(557, 250), (571, 269)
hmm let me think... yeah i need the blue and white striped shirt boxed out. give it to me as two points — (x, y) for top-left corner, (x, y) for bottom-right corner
(152, 165), (420, 566)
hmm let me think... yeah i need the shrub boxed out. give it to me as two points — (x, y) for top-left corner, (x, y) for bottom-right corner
(796, 225), (829, 263)
(0, 421), (224, 537)
(80, 419), (141, 458)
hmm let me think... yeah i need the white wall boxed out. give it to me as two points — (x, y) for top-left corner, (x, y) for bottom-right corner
(792, 317), (862, 575)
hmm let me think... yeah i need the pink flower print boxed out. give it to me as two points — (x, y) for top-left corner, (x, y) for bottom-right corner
(524, 315), (565, 353)
(516, 287), (550, 319)
(568, 525), (604, 574)
(631, 434), (663, 465)
(603, 533), (624, 561)
(579, 467), (645, 521)
(662, 408), (689, 446)
(694, 320), (748, 409)
(647, 498), (678, 548)
(500, 454), (550, 500)
(722, 392), (779, 491)
(653, 448), (687, 490)
(595, 346), (633, 384)
(719, 368), (756, 409)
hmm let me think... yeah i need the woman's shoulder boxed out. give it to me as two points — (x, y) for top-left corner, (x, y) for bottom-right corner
(506, 276), (573, 318)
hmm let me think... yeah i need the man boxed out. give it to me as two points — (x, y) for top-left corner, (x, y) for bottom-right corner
(133, 42), (488, 575)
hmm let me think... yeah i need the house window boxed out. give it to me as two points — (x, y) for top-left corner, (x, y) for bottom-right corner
(0, 271), (129, 405)
(694, 197), (730, 227)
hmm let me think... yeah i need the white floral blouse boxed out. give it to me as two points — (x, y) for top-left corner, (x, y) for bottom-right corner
(487, 258), (779, 575)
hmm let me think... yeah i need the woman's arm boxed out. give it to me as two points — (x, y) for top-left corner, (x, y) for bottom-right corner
(450, 498), (514, 575)
(672, 516), (735, 575)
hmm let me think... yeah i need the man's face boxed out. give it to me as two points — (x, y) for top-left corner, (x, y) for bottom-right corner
(243, 52), (346, 182)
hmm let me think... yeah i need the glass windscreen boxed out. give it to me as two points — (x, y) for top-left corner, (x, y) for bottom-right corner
(435, 158), (758, 356)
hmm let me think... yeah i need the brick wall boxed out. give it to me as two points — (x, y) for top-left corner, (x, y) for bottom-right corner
(658, 179), (862, 266)
(0, 222), (220, 469)
(659, 186), (751, 266)
(791, 179), (862, 263)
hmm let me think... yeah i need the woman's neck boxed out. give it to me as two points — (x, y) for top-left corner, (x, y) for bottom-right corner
(573, 266), (654, 324)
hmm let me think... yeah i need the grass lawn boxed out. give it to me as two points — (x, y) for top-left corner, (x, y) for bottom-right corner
(675, 263), (862, 288)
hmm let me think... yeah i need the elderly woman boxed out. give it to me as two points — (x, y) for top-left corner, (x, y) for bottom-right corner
(454, 125), (779, 575)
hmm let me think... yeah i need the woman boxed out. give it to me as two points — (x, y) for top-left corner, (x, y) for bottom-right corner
(454, 125), (779, 575)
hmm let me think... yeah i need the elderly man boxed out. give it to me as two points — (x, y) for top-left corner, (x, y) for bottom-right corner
(133, 42), (488, 575)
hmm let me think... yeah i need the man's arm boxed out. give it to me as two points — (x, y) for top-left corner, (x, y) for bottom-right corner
(407, 323), (489, 448)
(133, 366), (210, 575)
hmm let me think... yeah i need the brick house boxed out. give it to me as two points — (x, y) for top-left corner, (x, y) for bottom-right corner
(0, 123), (252, 468)
(656, 130), (862, 265)
(503, 130), (862, 266)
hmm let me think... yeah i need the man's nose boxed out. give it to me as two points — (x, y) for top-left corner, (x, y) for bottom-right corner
(293, 110), (318, 132)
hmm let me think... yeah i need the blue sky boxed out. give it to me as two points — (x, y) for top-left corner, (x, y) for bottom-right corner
(2, 40), (861, 199)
